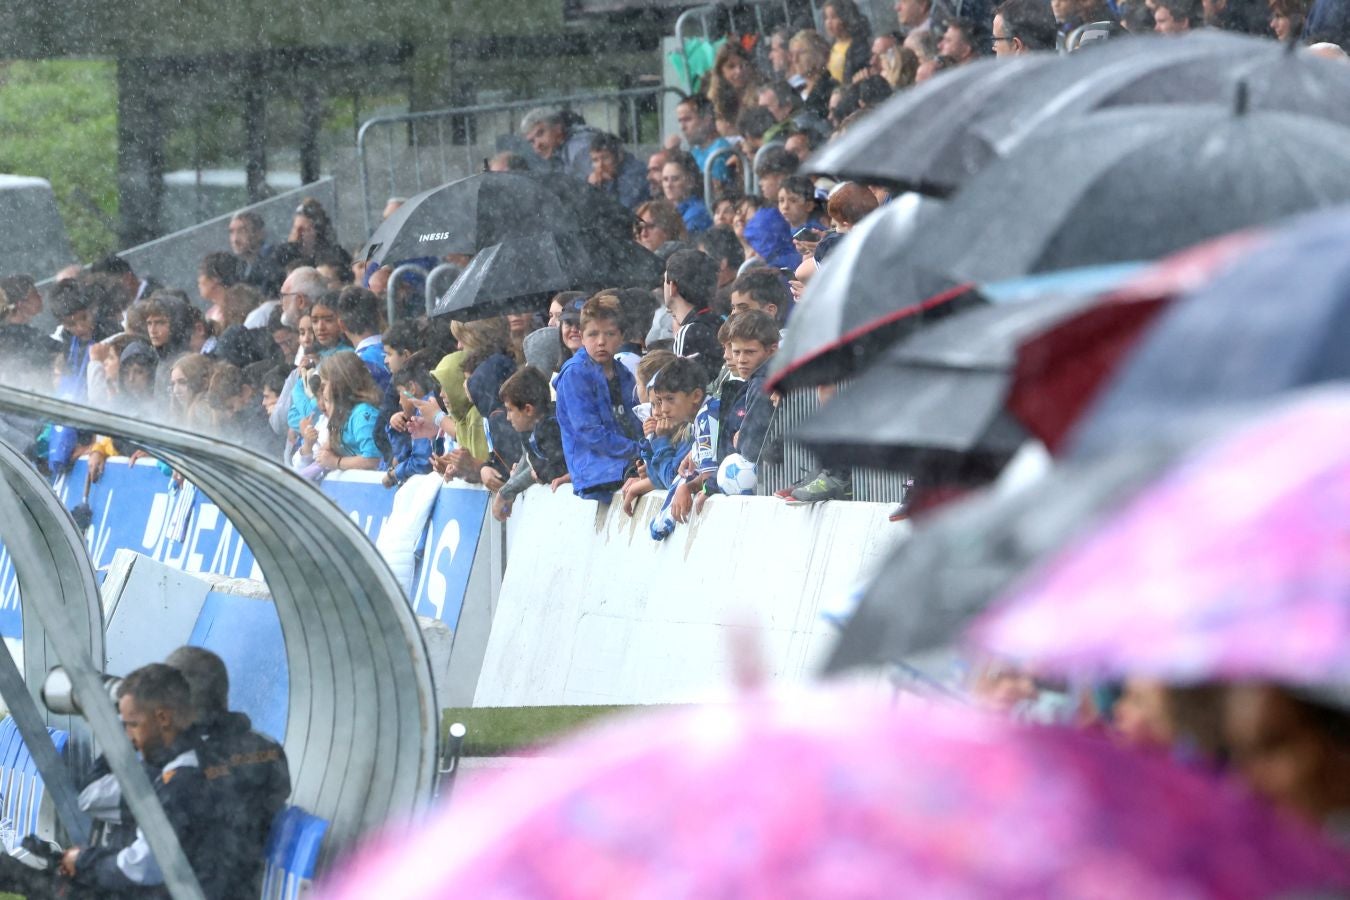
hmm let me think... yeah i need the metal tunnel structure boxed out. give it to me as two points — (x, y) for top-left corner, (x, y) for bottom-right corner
(0, 384), (440, 884)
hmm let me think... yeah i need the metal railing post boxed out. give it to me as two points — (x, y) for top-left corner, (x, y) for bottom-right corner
(387, 263), (429, 324)
(703, 144), (754, 207)
(425, 263), (464, 318)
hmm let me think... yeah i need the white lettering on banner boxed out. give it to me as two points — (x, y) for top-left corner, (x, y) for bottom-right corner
(187, 504), (218, 572)
(347, 509), (389, 538)
(421, 520), (461, 622)
(142, 492), (170, 550)
(0, 547), (18, 614)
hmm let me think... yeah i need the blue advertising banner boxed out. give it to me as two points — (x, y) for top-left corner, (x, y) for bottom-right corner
(0, 459), (487, 639)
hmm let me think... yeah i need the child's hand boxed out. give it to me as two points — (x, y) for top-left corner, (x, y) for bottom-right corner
(550, 473), (571, 492)
(670, 481), (694, 524)
(480, 466), (505, 492)
(693, 490), (709, 516)
(491, 493), (513, 522)
(382, 470), (398, 489)
(622, 477), (653, 516)
(643, 416), (658, 438)
(315, 446), (339, 470)
(389, 411), (409, 433)
(678, 453), (696, 479)
(654, 416), (678, 438)
(409, 397), (440, 420)
(450, 449), (480, 480)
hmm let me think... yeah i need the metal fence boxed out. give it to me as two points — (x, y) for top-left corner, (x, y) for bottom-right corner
(757, 387), (911, 505)
(356, 86), (686, 235)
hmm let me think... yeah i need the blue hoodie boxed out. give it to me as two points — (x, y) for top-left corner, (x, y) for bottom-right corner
(555, 346), (640, 499)
(744, 208), (802, 270)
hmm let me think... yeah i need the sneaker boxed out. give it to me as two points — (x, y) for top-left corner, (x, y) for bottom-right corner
(786, 470), (853, 504)
(775, 468), (818, 499)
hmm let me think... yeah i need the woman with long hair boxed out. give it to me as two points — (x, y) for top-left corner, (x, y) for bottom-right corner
(308, 350), (383, 474)
(789, 30), (837, 120)
(633, 199), (688, 253)
(167, 353), (217, 429)
(705, 42), (763, 134)
(822, 0), (874, 84)
(290, 197), (352, 270)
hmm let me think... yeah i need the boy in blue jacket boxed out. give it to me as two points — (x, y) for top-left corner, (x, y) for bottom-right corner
(555, 294), (641, 502)
(642, 357), (707, 541)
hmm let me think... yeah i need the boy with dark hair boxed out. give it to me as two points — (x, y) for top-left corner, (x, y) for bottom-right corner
(730, 269), (792, 323)
(335, 286), (390, 393)
(383, 367), (439, 488)
(491, 365), (567, 521)
(643, 356), (708, 541)
(724, 310), (781, 465)
(554, 294), (640, 503)
(664, 250), (723, 383)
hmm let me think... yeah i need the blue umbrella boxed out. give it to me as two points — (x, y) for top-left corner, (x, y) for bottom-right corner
(1071, 205), (1350, 458)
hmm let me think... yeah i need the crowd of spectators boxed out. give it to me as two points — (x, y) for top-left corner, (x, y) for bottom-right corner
(2, 0), (1345, 523)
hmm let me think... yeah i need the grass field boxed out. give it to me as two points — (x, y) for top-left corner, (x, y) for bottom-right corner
(442, 705), (640, 756)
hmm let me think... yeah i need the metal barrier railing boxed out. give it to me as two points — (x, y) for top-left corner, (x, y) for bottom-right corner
(757, 386), (910, 505)
(357, 86), (687, 235)
(673, 0), (806, 92)
(703, 144), (755, 207)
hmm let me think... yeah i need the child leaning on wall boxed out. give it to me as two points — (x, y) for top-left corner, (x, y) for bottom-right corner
(490, 365), (568, 522)
(554, 294), (641, 503)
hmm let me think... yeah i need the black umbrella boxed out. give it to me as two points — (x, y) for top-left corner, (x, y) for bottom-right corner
(429, 232), (662, 320)
(824, 430), (1212, 674)
(790, 291), (1111, 471)
(920, 103), (1350, 285)
(361, 172), (634, 265)
(802, 54), (1052, 195)
(807, 31), (1350, 197)
(764, 194), (984, 393)
(1070, 204), (1350, 458)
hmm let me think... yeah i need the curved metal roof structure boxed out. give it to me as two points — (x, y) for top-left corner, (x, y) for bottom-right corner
(0, 385), (440, 859)
(0, 437), (105, 707)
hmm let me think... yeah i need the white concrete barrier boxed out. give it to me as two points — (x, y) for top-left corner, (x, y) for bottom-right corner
(475, 487), (908, 707)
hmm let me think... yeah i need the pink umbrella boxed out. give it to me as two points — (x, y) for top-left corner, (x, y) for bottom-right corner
(320, 689), (1350, 899)
(975, 387), (1350, 684)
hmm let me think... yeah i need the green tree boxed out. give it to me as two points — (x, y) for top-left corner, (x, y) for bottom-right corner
(0, 60), (118, 261)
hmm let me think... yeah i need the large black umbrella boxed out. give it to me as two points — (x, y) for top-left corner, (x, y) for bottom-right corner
(429, 232), (662, 320)
(790, 291), (1116, 472)
(824, 430), (1209, 673)
(361, 172), (634, 265)
(921, 104), (1350, 284)
(1070, 205), (1350, 458)
(807, 31), (1350, 197)
(764, 194), (983, 393)
(801, 54), (1055, 195)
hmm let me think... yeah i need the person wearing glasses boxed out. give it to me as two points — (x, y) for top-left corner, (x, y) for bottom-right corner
(632, 200), (688, 254)
(992, 0), (1060, 54)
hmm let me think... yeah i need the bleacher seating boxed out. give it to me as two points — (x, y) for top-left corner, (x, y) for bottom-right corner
(261, 805), (328, 900)
(0, 717), (69, 850)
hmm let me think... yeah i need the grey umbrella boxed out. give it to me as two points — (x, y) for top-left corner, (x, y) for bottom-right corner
(807, 31), (1350, 198)
(823, 430), (1210, 673)
(790, 291), (1112, 472)
(430, 231), (662, 320)
(919, 103), (1350, 284)
(763, 193), (984, 393)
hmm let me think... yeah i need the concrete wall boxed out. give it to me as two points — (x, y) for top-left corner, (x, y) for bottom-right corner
(475, 486), (907, 707)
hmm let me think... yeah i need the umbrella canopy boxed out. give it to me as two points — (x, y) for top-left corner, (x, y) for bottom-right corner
(764, 192), (983, 393)
(1009, 232), (1260, 453)
(977, 388), (1350, 686)
(802, 53), (1057, 195)
(429, 232), (662, 320)
(360, 172), (634, 265)
(1069, 205), (1350, 458)
(323, 690), (1350, 899)
(790, 268), (1149, 472)
(824, 434), (1204, 674)
(807, 31), (1350, 198)
(922, 104), (1350, 286)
